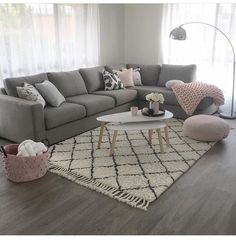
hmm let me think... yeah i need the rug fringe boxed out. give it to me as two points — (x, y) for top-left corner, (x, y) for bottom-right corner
(48, 163), (150, 211)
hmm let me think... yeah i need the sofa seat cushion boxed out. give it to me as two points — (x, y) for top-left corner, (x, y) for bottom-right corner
(66, 94), (115, 116)
(93, 89), (137, 106)
(134, 86), (177, 105)
(134, 86), (213, 108)
(44, 102), (86, 129)
(47, 70), (88, 97)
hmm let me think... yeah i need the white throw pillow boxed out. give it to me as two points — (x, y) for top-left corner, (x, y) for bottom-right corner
(133, 68), (142, 86)
(165, 80), (184, 89)
(114, 68), (134, 87)
(17, 82), (46, 107)
(122, 67), (142, 86)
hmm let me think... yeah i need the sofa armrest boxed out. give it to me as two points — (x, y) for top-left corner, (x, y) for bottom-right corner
(0, 95), (46, 143)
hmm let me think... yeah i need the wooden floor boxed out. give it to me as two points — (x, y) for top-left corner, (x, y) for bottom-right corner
(0, 119), (236, 235)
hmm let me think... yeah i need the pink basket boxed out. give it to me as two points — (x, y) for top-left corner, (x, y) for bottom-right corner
(3, 144), (48, 183)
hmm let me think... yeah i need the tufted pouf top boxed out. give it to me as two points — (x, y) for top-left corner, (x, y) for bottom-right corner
(183, 114), (230, 142)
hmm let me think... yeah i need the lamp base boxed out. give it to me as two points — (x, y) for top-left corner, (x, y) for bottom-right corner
(219, 112), (236, 119)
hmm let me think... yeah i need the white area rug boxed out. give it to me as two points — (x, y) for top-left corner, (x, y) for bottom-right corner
(48, 118), (215, 210)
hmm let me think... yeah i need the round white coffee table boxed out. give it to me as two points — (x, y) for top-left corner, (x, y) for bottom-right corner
(96, 110), (173, 156)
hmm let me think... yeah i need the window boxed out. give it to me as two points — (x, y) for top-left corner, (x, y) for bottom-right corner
(162, 3), (236, 111)
(0, 4), (100, 85)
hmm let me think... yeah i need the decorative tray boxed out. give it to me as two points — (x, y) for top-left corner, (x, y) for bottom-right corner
(141, 109), (165, 117)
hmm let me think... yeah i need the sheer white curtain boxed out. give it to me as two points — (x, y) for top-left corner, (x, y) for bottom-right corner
(162, 3), (236, 111)
(0, 4), (100, 86)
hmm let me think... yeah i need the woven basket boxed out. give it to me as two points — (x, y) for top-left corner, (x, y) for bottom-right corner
(3, 144), (48, 183)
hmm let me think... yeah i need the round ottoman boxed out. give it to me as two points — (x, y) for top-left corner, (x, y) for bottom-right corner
(183, 115), (230, 141)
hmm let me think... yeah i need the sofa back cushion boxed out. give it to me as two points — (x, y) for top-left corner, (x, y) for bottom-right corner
(47, 70), (87, 97)
(112, 64), (127, 70)
(126, 64), (161, 86)
(158, 64), (197, 87)
(79, 66), (104, 93)
(3, 73), (48, 97)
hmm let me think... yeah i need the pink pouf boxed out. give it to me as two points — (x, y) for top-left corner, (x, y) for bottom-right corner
(183, 114), (230, 141)
(3, 144), (48, 183)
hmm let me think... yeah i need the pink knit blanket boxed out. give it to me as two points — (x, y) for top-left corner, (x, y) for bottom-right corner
(172, 82), (225, 115)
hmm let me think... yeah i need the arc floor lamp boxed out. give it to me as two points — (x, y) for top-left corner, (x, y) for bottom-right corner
(169, 22), (236, 119)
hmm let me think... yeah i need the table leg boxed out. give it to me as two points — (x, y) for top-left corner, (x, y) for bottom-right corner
(157, 129), (164, 153)
(110, 130), (118, 156)
(97, 122), (105, 149)
(148, 129), (153, 144)
(164, 125), (170, 146)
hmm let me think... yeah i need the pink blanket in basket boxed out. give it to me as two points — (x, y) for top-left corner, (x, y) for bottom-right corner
(172, 82), (225, 115)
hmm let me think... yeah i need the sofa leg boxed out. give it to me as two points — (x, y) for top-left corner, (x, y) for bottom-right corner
(42, 139), (50, 147)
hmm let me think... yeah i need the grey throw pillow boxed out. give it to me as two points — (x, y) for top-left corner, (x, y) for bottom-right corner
(35, 80), (65, 107)
(16, 82), (46, 107)
(158, 64), (197, 87)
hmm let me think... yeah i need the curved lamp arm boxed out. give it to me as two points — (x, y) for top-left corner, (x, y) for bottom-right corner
(171, 21), (235, 118)
(180, 22), (236, 62)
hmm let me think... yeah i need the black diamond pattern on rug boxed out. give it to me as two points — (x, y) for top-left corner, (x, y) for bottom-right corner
(48, 118), (215, 210)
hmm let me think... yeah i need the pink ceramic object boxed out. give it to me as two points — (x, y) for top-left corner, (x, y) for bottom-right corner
(183, 115), (230, 142)
(3, 144), (48, 183)
(130, 106), (138, 116)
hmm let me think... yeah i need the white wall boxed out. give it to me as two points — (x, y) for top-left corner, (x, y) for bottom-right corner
(99, 4), (125, 65)
(99, 4), (164, 65)
(124, 4), (163, 64)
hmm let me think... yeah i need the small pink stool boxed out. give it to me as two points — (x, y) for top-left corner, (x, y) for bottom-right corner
(183, 114), (230, 141)
(3, 144), (48, 183)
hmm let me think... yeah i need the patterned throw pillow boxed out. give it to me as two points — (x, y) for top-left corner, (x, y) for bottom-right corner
(121, 67), (142, 86)
(103, 70), (124, 91)
(17, 82), (46, 107)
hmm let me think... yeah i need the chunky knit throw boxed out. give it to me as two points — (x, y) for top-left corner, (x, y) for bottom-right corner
(172, 82), (225, 115)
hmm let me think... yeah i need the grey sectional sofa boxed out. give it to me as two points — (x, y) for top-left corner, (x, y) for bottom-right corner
(0, 64), (218, 144)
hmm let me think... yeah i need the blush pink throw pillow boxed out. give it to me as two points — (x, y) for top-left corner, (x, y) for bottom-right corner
(114, 68), (134, 87)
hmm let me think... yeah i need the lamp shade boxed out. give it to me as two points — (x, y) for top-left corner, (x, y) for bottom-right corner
(169, 27), (186, 40)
